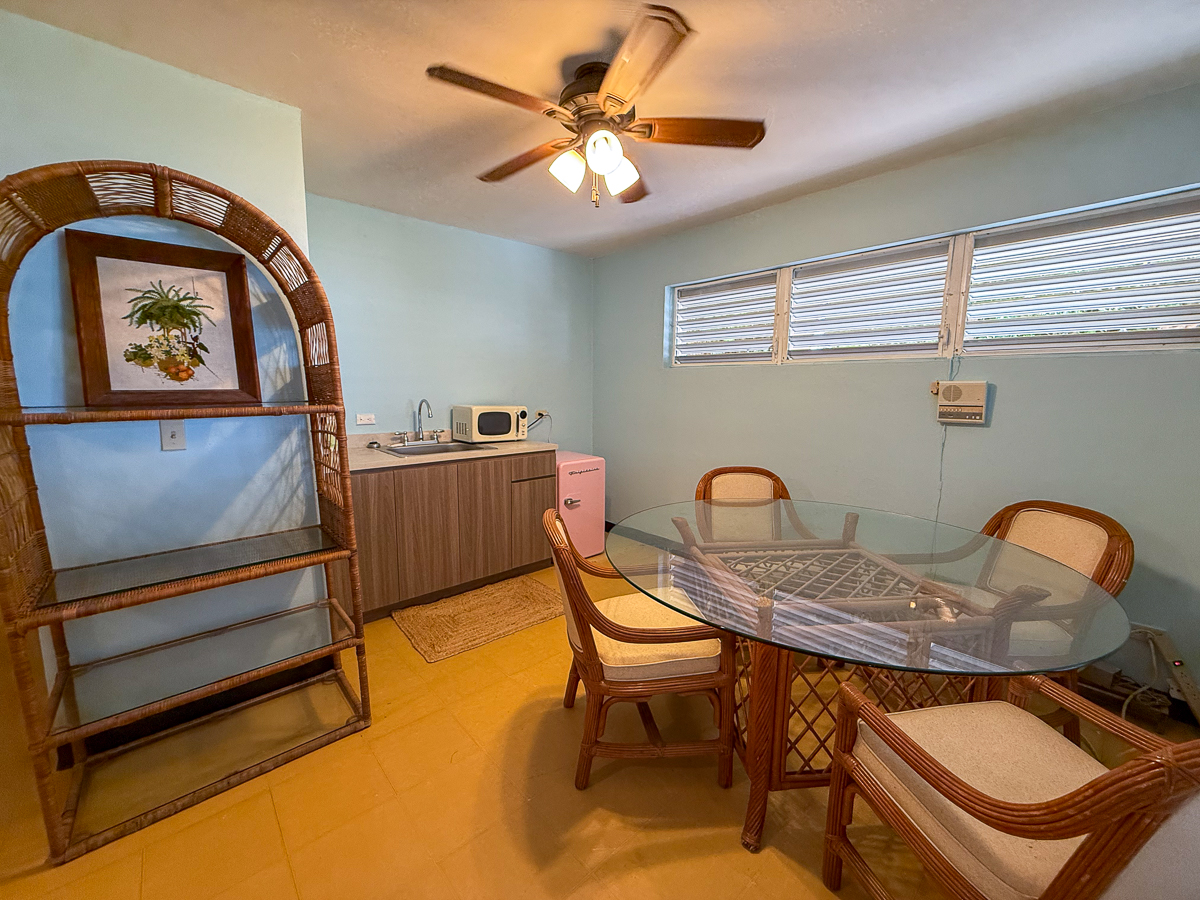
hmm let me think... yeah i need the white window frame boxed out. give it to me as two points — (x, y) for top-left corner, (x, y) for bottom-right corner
(667, 271), (780, 366)
(959, 193), (1200, 357)
(666, 185), (1200, 367)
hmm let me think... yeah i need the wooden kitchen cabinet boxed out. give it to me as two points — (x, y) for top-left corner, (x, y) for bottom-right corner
(347, 450), (556, 618)
(457, 456), (513, 582)
(350, 468), (402, 614)
(510, 475), (557, 568)
(396, 463), (461, 600)
(510, 451), (555, 480)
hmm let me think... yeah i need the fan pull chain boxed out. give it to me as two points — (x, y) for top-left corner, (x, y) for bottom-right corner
(591, 172), (600, 208)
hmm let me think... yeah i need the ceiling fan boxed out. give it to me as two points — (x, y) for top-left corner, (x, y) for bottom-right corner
(426, 4), (765, 206)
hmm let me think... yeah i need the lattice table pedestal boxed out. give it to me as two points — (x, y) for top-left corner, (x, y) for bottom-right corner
(733, 638), (992, 851)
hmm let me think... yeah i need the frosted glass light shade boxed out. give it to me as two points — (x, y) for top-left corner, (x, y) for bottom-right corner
(548, 149), (586, 192)
(585, 129), (624, 176)
(604, 157), (641, 196)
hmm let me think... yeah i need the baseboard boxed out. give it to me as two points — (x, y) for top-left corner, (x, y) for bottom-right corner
(363, 559), (554, 622)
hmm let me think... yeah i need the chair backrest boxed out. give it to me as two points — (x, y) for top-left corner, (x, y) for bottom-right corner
(542, 508), (604, 678)
(696, 466), (791, 503)
(695, 466), (791, 543)
(981, 500), (1134, 597)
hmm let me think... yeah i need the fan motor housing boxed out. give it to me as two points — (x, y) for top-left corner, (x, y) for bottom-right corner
(560, 62), (608, 106)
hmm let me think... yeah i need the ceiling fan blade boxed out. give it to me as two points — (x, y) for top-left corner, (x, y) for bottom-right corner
(478, 140), (572, 183)
(628, 117), (765, 148)
(597, 5), (692, 116)
(427, 65), (571, 121)
(618, 176), (649, 204)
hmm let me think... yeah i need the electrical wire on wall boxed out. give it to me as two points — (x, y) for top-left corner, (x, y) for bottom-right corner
(528, 412), (553, 441)
(933, 353), (962, 526)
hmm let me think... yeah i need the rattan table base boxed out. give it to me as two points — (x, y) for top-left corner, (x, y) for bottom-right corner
(733, 638), (991, 851)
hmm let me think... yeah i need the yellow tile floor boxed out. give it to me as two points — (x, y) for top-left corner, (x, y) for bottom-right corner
(0, 564), (940, 900)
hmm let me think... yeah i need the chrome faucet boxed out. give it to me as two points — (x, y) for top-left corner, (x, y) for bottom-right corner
(415, 399), (433, 441)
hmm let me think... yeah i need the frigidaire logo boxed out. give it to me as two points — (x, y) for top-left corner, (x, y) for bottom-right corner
(569, 467), (600, 475)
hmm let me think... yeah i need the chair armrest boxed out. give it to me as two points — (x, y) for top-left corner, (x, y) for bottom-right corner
(572, 556), (624, 578)
(581, 603), (731, 645)
(886, 530), (993, 567)
(781, 500), (819, 540)
(832, 682), (1179, 841)
(1009, 675), (1170, 752)
(574, 555), (662, 580)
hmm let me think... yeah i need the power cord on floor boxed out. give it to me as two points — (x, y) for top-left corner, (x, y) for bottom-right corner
(1122, 628), (1163, 719)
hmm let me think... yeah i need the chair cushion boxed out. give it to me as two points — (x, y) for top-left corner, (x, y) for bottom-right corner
(854, 701), (1108, 900)
(931, 584), (1074, 657)
(590, 591), (722, 682)
(1007, 620), (1073, 658)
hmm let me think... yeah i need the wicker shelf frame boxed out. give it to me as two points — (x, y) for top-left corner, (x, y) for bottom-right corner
(0, 160), (369, 863)
(2, 402), (341, 425)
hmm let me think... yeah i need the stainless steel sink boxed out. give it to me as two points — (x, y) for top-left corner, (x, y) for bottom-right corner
(381, 443), (494, 457)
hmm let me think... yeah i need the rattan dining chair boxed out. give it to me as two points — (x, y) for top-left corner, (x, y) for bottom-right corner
(957, 501), (1134, 739)
(979, 500), (1134, 599)
(823, 675), (1199, 900)
(543, 508), (737, 789)
(695, 466), (816, 542)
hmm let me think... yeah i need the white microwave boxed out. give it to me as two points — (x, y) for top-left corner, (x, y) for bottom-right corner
(451, 405), (528, 442)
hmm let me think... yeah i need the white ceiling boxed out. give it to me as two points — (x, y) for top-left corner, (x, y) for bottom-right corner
(6, 0), (1200, 255)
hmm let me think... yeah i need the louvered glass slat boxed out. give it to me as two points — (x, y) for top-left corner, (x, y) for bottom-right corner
(966, 210), (1200, 350)
(673, 272), (777, 364)
(788, 251), (948, 358)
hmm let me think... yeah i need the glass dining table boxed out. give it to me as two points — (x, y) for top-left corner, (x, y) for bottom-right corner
(605, 498), (1130, 852)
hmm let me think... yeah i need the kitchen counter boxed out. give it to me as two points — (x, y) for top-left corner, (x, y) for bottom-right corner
(347, 435), (557, 473)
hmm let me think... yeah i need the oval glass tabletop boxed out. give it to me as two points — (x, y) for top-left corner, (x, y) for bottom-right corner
(605, 500), (1129, 676)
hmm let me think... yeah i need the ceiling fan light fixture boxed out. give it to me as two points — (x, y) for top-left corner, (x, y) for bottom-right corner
(548, 149), (586, 192)
(585, 128), (624, 175)
(604, 156), (641, 196)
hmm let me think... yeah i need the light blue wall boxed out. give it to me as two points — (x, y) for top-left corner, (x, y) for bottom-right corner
(0, 11), (321, 671)
(306, 194), (594, 453)
(0, 10), (308, 247)
(592, 83), (1200, 683)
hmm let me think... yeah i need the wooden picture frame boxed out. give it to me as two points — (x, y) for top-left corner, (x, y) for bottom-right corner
(65, 230), (261, 407)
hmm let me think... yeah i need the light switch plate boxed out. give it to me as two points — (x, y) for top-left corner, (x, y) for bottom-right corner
(159, 420), (186, 451)
(356, 413), (376, 425)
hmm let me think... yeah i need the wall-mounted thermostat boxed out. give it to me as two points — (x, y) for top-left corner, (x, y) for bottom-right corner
(930, 380), (988, 425)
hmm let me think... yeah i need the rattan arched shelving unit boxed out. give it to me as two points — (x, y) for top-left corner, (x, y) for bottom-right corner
(0, 160), (369, 863)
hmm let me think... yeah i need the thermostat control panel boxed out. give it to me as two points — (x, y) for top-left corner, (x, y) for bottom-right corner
(931, 380), (988, 425)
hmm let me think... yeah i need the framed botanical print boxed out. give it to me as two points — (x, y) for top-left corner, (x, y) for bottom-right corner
(64, 230), (261, 408)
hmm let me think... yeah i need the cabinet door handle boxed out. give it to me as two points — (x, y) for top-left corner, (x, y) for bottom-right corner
(564, 498), (581, 508)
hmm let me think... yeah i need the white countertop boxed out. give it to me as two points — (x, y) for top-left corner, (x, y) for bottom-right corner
(347, 434), (558, 472)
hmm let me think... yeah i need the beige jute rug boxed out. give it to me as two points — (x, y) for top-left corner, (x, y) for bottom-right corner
(391, 575), (562, 663)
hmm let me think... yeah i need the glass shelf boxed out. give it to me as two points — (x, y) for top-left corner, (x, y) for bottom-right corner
(67, 674), (363, 850)
(48, 599), (357, 744)
(5, 401), (340, 425)
(39, 526), (346, 614)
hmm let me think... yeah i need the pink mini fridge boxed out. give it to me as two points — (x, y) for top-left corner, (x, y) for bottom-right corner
(555, 451), (606, 558)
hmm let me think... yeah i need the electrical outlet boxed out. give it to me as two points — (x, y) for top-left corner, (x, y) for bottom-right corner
(159, 420), (186, 451)
(356, 413), (376, 426)
(535, 409), (549, 418)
